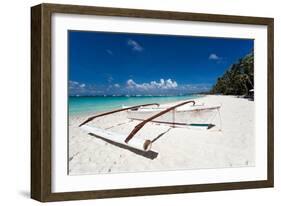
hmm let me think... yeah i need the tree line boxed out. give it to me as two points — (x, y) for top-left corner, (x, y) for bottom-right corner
(210, 51), (254, 95)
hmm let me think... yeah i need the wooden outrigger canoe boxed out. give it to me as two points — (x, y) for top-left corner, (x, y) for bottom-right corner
(79, 100), (221, 152)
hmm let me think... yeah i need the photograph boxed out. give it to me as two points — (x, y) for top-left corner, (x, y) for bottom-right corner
(67, 30), (255, 175)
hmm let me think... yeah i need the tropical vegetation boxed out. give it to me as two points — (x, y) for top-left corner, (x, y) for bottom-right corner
(210, 51), (254, 95)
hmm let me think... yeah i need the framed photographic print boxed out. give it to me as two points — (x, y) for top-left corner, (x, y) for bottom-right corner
(31, 3), (274, 202)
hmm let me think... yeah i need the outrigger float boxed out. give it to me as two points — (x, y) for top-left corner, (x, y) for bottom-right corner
(79, 100), (221, 152)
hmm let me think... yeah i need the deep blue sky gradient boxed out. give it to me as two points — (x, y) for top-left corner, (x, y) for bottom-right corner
(68, 30), (253, 96)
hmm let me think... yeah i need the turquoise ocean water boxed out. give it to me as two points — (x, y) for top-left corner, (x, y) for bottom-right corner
(69, 95), (200, 115)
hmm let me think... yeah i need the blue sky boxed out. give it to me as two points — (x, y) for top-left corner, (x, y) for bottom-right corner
(68, 30), (253, 96)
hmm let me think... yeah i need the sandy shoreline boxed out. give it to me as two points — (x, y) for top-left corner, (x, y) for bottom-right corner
(68, 95), (255, 175)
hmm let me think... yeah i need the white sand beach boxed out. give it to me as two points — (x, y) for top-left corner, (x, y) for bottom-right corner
(68, 95), (255, 175)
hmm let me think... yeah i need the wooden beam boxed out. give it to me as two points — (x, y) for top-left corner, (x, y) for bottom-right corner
(79, 103), (159, 127)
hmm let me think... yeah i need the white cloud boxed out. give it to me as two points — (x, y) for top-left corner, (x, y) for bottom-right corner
(69, 80), (89, 95)
(209, 53), (220, 60)
(69, 80), (85, 89)
(69, 79), (211, 96)
(68, 79), (212, 96)
(107, 76), (113, 83)
(126, 79), (137, 88)
(126, 78), (178, 90)
(127, 39), (143, 52)
(106, 49), (113, 55)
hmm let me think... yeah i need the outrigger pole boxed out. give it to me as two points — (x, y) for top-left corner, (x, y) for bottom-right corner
(79, 103), (160, 127)
(124, 100), (195, 143)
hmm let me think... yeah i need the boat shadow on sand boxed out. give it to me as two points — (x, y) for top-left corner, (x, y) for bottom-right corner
(89, 133), (159, 160)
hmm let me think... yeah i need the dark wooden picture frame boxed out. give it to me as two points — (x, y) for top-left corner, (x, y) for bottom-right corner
(31, 3), (274, 202)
